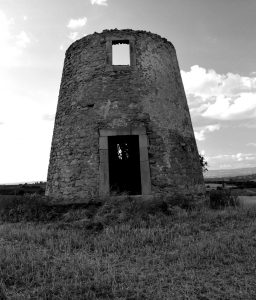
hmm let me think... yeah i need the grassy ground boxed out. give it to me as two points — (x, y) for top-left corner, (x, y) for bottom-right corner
(238, 196), (256, 207)
(1, 198), (256, 299)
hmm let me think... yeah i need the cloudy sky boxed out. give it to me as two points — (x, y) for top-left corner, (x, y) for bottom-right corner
(0, 0), (256, 183)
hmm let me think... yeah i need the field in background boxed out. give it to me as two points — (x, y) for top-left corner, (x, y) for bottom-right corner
(205, 175), (256, 208)
(0, 182), (45, 196)
(238, 196), (256, 207)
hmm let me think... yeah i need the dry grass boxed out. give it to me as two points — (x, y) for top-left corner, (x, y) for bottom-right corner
(238, 196), (256, 207)
(1, 201), (256, 299)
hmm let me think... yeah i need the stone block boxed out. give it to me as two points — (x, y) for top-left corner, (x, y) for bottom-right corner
(140, 160), (151, 195)
(139, 146), (149, 162)
(99, 149), (109, 196)
(99, 137), (108, 149)
(132, 127), (146, 135)
(139, 134), (148, 148)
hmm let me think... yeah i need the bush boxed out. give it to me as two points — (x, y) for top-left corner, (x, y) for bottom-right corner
(209, 189), (240, 209)
(94, 195), (171, 226)
(164, 194), (198, 211)
(0, 195), (56, 222)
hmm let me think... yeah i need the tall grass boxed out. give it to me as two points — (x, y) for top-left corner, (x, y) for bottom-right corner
(0, 198), (256, 299)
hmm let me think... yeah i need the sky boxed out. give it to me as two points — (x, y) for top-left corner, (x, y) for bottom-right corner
(0, 0), (256, 183)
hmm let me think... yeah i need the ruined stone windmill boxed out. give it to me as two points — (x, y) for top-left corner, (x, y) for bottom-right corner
(46, 29), (205, 204)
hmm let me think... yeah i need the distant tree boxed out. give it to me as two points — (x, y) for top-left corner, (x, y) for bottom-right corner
(199, 154), (208, 173)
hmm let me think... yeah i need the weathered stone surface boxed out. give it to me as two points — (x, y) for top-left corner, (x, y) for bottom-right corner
(46, 29), (205, 204)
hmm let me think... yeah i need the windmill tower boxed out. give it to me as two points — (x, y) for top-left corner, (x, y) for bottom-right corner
(46, 29), (205, 204)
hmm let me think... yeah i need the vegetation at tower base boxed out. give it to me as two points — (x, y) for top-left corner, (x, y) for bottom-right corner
(46, 29), (205, 204)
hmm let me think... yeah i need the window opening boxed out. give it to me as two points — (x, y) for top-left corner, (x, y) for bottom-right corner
(108, 135), (141, 195)
(112, 40), (130, 65)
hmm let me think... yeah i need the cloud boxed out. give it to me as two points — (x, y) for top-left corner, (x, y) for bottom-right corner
(91, 0), (108, 6)
(247, 142), (256, 147)
(68, 32), (79, 41)
(211, 153), (256, 161)
(194, 124), (220, 141)
(16, 31), (30, 48)
(0, 10), (31, 67)
(43, 114), (55, 121)
(235, 119), (256, 129)
(66, 17), (87, 42)
(181, 65), (256, 121)
(207, 152), (256, 169)
(202, 93), (256, 120)
(200, 149), (206, 156)
(67, 17), (87, 29)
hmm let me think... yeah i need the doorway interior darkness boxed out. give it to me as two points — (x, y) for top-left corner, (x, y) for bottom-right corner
(108, 135), (142, 195)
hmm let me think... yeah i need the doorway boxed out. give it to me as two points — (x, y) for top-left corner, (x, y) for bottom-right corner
(108, 135), (141, 195)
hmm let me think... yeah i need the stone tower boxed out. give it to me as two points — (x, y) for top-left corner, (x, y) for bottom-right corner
(46, 29), (205, 204)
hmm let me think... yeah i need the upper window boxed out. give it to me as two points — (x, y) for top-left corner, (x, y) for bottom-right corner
(106, 36), (135, 69)
(112, 40), (130, 66)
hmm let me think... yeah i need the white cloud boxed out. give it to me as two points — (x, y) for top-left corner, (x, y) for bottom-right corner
(43, 113), (55, 121)
(66, 17), (87, 42)
(68, 32), (79, 41)
(181, 65), (256, 121)
(91, 0), (108, 6)
(207, 152), (256, 169)
(202, 93), (256, 120)
(241, 121), (256, 129)
(230, 153), (256, 162)
(194, 131), (205, 141)
(67, 17), (87, 29)
(210, 153), (256, 161)
(23, 16), (27, 21)
(16, 31), (30, 48)
(247, 142), (256, 147)
(235, 153), (243, 161)
(194, 124), (220, 141)
(0, 10), (31, 67)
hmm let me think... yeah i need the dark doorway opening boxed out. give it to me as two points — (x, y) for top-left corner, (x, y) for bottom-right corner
(108, 135), (141, 195)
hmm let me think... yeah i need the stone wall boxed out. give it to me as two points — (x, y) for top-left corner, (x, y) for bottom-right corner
(46, 29), (205, 204)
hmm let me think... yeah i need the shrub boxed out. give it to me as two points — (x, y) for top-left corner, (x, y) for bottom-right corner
(209, 189), (240, 209)
(94, 195), (170, 226)
(0, 195), (56, 222)
(164, 194), (197, 211)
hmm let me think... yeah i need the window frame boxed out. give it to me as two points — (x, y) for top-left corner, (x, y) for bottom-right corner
(106, 36), (136, 70)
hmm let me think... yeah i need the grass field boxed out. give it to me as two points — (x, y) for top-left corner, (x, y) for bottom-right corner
(238, 196), (256, 207)
(1, 199), (256, 299)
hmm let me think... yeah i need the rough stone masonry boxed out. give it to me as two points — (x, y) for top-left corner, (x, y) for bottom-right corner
(46, 29), (205, 204)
